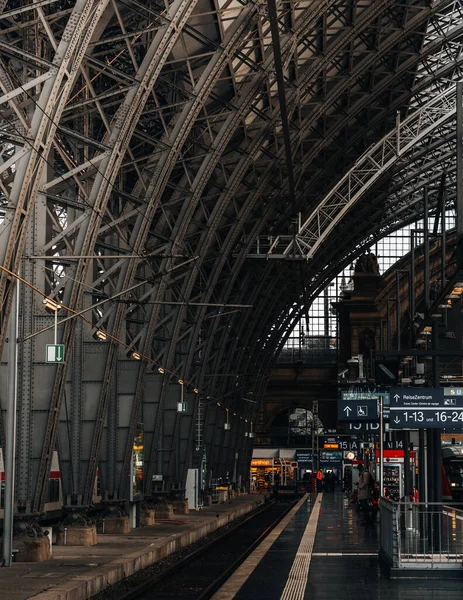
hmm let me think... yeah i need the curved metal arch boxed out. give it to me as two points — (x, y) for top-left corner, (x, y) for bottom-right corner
(34, 0), (210, 509)
(0, 0), (111, 348)
(303, 127), (457, 287)
(295, 183), (451, 313)
(210, 265), (294, 403)
(290, 8), (463, 194)
(223, 1), (462, 258)
(97, 1), (312, 390)
(269, 171), (456, 362)
(79, 5), (260, 499)
(178, 160), (282, 390)
(161, 0), (452, 352)
(214, 148), (454, 382)
(145, 0), (412, 397)
(287, 86), (457, 262)
(207, 0), (450, 398)
(196, 264), (276, 400)
(134, 3), (338, 398)
(193, 209), (283, 399)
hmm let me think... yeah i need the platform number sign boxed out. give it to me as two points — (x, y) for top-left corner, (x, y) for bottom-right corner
(46, 344), (65, 363)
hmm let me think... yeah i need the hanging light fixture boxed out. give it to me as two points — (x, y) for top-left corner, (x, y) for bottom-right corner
(194, 388), (199, 394)
(249, 421), (254, 438)
(178, 379), (184, 385)
(42, 297), (60, 311)
(96, 329), (107, 341)
(158, 366), (165, 374)
(132, 352), (141, 360)
(224, 408), (231, 430)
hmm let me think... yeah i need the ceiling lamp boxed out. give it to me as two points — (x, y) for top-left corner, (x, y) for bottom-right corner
(158, 366), (165, 374)
(194, 388), (199, 394)
(43, 297), (60, 311)
(96, 329), (107, 341)
(249, 421), (254, 438)
(178, 379), (184, 385)
(132, 352), (141, 360)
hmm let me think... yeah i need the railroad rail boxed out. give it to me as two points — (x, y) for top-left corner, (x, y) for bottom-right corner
(109, 498), (307, 600)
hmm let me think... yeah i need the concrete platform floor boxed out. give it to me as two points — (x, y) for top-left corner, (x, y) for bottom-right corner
(0, 495), (263, 600)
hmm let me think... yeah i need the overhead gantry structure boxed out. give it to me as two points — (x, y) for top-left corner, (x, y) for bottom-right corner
(0, 0), (462, 515)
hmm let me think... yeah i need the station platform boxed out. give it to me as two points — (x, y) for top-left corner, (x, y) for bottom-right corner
(213, 490), (463, 600)
(0, 495), (263, 600)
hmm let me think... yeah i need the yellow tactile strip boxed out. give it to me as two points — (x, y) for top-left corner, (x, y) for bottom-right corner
(280, 494), (322, 600)
(210, 493), (313, 600)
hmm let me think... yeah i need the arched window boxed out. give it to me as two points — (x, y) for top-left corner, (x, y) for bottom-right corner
(289, 408), (323, 437)
(270, 407), (323, 445)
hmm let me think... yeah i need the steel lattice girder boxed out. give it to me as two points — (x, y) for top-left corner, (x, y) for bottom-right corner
(1, 0), (463, 509)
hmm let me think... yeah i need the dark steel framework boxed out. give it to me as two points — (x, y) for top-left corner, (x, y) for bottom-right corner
(0, 0), (462, 512)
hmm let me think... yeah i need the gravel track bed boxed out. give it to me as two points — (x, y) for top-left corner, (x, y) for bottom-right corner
(90, 501), (270, 600)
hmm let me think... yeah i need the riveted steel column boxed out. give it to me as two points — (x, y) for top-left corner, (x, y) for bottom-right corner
(457, 82), (463, 269)
(423, 187), (430, 316)
(3, 281), (18, 567)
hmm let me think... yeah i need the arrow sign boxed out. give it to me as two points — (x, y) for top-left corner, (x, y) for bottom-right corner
(394, 394), (400, 403)
(46, 344), (65, 363)
(394, 416), (400, 424)
(338, 398), (378, 421)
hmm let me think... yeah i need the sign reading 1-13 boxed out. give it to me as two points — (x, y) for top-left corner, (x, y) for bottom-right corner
(390, 387), (463, 429)
(46, 344), (65, 363)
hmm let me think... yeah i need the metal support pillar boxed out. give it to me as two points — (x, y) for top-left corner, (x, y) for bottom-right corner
(457, 82), (463, 269)
(409, 231), (415, 347)
(426, 427), (435, 541)
(387, 299), (392, 350)
(396, 270), (401, 351)
(403, 431), (410, 497)
(431, 318), (442, 551)
(3, 282), (18, 567)
(379, 395), (384, 497)
(423, 188), (430, 315)
(418, 428), (426, 538)
(441, 185), (446, 291)
(312, 399), (319, 475)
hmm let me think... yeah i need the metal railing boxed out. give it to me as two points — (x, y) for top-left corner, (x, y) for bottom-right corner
(380, 497), (399, 567)
(380, 500), (463, 571)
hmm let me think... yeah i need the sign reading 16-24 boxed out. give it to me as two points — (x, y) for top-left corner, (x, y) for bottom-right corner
(390, 387), (463, 429)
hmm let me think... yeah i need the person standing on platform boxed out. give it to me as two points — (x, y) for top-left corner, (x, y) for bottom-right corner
(316, 468), (323, 492)
(357, 465), (373, 522)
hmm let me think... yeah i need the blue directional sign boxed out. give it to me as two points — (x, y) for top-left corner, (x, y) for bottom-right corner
(337, 398), (378, 421)
(389, 387), (463, 429)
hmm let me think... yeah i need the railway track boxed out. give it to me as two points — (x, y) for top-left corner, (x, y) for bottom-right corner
(116, 499), (302, 600)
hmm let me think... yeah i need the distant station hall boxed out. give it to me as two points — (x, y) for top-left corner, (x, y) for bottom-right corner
(2, 0), (463, 598)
